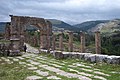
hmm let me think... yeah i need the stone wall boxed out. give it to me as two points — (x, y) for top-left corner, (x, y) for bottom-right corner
(40, 49), (120, 64)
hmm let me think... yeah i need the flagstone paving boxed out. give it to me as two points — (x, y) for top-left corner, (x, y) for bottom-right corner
(26, 75), (42, 80)
(0, 44), (119, 80)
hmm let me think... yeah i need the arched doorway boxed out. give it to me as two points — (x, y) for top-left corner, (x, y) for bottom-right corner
(25, 25), (40, 47)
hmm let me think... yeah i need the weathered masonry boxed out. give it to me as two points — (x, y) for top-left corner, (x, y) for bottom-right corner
(6, 15), (52, 55)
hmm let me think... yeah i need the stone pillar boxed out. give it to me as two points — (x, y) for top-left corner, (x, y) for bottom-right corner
(47, 35), (50, 52)
(52, 34), (56, 51)
(19, 34), (24, 50)
(26, 34), (30, 43)
(30, 37), (33, 45)
(40, 34), (47, 49)
(80, 32), (85, 53)
(33, 36), (35, 46)
(5, 22), (11, 40)
(95, 31), (101, 54)
(36, 35), (38, 46)
(33, 35), (37, 47)
(68, 32), (73, 52)
(59, 33), (63, 51)
(9, 15), (21, 56)
(9, 31), (20, 56)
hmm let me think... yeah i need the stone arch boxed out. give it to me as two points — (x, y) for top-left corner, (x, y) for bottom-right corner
(9, 15), (52, 52)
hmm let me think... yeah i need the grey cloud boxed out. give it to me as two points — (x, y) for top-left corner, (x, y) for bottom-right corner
(0, 0), (120, 24)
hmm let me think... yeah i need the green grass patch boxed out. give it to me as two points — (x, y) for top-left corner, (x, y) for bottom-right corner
(0, 61), (37, 80)
(0, 53), (120, 80)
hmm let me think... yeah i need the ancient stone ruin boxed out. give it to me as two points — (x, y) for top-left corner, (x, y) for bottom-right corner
(3, 15), (120, 64)
(5, 15), (52, 55)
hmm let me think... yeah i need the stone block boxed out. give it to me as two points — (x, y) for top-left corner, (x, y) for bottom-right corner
(40, 49), (48, 53)
(85, 54), (96, 63)
(53, 51), (64, 59)
(62, 52), (69, 58)
(78, 53), (85, 59)
(26, 76), (42, 80)
(95, 54), (108, 63)
(106, 56), (120, 64)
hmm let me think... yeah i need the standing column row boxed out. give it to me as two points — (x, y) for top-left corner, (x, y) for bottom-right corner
(52, 31), (101, 54)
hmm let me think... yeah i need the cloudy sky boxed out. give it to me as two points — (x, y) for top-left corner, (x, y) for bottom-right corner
(0, 0), (120, 24)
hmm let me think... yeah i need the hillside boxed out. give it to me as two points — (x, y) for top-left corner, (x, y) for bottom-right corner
(0, 19), (120, 34)
(48, 19), (80, 32)
(0, 19), (80, 33)
(73, 20), (108, 31)
(100, 19), (120, 34)
(0, 22), (6, 33)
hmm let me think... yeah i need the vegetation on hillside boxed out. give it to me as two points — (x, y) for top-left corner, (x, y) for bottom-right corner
(0, 19), (120, 56)
(0, 22), (6, 33)
(101, 32), (120, 56)
(73, 20), (108, 31)
(48, 19), (80, 32)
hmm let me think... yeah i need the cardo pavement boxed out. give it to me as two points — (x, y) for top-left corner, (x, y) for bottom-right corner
(1, 43), (119, 80)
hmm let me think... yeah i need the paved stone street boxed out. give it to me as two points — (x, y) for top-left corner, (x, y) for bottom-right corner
(0, 44), (111, 80)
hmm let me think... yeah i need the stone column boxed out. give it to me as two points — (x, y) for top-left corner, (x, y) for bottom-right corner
(33, 35), (38, 47)
(40, 34), (47, 49)
(9, 31), (20, 56)
(68, 32), (73, 52)
(59, 33), (63, 51)
(47, 35), (50, 52)
(52, 34), (56, 51)
(5, 22), (11, 40)
(80, 32), (85, 53)
(95, 31), (101, 54)
(19, 34), (24, 50)
(9, 15), (21, 56)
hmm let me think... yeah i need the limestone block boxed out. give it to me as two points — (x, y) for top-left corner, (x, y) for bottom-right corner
(69, 54), (72, 58)
(26, 76), (42, 80)
(63, 54), (69, 58)
(53, 51), (64, 59)
(50, 50), (55, 54)
(78, 53), (85, 59)
(62, 52), (70, 58)
(106, 56), (120, 64)
(95, 54), (108, 63)
(40, 49), (48, 53)
(79, 53), (92, 60)
(85, 54), (96, 63)
(69, 52), (79, 58)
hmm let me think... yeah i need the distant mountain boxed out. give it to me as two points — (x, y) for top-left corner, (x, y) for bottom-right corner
(97, 19), (120, 35)
(48, 19), (80, 32)
(0, 19), (120, 35)
(0, 19), (80, 33)
(73, 20), (109, 31)
(0, 22), (6, 33)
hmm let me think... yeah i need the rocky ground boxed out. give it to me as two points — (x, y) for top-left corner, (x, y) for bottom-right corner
(0, 44), (120, 80)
